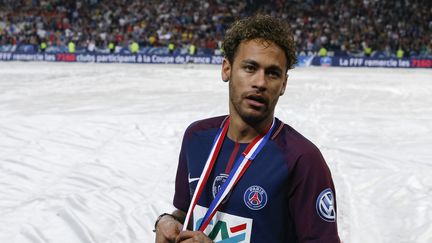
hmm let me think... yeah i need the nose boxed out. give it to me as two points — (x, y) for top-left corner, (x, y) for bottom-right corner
(252, 69), (266, 92)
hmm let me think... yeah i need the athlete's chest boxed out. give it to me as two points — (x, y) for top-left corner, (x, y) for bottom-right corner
(186, 136), (290, 242)
(186, 136), (290, 214)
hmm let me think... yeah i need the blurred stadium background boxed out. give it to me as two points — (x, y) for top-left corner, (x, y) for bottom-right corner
(1, 1), (432, 243)
(1, 0), (431, 59)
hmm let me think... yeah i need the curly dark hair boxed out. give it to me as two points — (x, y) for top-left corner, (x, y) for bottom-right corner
(222, 14), (297, 71)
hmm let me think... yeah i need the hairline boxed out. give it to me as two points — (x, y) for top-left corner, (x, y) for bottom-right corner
(228, 38), (290, 72)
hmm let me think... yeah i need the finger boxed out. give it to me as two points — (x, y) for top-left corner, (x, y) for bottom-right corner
(176, 231), (212, 243)
(156, 219), (182, 242)
(175, 230), (195, 243)
(161, 220), (182, 239)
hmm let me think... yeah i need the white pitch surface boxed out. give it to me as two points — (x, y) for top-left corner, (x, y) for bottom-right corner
(0, 62), (431, 243)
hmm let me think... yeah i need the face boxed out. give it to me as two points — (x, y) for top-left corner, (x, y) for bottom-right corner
(222, 39), (288, 125)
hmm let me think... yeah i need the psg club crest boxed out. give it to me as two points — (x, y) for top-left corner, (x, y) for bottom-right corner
(316, 188), (336, 222)
(243, 185), (267, 210)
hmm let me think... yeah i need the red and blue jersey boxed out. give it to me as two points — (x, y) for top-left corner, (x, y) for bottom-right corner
(174, 116), (340, 242)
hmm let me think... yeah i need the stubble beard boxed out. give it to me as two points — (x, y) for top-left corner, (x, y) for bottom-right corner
(229, 88), (272, 126)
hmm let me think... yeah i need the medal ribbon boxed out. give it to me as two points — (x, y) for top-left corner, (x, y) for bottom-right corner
(182, 117), (230, 231)
(182, 117), (276, 232)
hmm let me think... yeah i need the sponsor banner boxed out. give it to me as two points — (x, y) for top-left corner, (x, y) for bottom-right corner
(0, 52), (225, 65)
(1, 52), (431, 68)
(311, 56), (432, 68)
(0, 52), (56, 62)
(296, 55), (315, 67)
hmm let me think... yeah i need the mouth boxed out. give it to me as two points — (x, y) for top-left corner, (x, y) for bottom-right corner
(245, 94), (267, 108)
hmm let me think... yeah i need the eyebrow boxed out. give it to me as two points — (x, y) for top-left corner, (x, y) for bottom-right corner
(242, 59), (283, 73)
(241, 59), (259, 66)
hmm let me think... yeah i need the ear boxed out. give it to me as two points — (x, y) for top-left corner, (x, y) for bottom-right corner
(279, 73), (288, 96)
(221, 58), (231, 82)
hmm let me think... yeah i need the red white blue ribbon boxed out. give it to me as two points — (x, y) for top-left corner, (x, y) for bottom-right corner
(182, 117), (276, 232)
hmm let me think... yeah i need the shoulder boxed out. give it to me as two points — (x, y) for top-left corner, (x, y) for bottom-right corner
(273, 120), (336, 203)
(183, 115), (228, 140)
(272, 118), (322, 159)
(272, 118), (329, 175)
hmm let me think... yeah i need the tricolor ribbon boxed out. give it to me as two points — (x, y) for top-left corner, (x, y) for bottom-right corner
(182, 117), (276, 232)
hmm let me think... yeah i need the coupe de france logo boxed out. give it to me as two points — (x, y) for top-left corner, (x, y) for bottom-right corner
(243, 185), (267, 210)
(316, 188), (336, 222)
(212, 174), (229, 199)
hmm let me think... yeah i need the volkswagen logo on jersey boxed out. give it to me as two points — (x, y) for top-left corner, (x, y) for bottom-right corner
(243, 185), (267, 210)
(316, 188), (336, 222)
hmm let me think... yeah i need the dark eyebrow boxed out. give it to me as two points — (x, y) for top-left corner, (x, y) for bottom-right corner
(241, 59), (284, 74)
(241, 59), (259, 66)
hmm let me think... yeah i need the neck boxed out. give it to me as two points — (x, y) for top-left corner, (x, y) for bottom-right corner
(227, 114), (274, 143)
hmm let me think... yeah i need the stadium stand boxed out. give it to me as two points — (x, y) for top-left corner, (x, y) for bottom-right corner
(0, 0), (431, 58)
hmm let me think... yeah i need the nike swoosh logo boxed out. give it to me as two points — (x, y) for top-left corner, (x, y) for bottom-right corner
(188, 173), (200, 183)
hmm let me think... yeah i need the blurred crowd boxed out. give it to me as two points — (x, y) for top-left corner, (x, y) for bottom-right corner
(0, 0), (431, 57)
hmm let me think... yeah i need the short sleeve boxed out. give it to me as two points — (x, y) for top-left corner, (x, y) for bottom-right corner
(287, 146), (341, 243)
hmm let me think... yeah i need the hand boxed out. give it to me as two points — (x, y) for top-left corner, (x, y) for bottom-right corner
(155, 215), (183, 243)
(175, 230), (214, 243)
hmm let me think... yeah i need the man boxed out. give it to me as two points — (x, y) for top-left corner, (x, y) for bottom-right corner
(155, 14), (341, 243)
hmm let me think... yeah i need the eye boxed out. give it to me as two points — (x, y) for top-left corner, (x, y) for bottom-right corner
(267, 70), (282, 79)
(244, 64), (256, 72)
